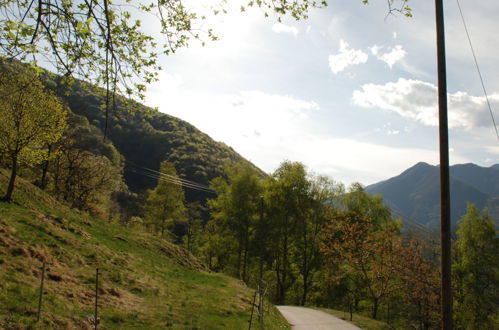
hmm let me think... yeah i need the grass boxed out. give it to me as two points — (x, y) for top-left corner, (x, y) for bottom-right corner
(317, 308), (390, 330)
(0, 169), (290, 329)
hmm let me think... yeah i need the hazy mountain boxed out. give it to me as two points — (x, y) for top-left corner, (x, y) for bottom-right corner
(366, 162), (499, 228)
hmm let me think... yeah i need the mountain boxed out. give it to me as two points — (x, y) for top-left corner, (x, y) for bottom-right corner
(366, 162), (499, 228)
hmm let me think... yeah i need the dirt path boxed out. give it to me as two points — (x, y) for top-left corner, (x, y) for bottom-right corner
(276, 306), (361, 330)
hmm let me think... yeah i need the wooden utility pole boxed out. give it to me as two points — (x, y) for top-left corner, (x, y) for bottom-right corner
(434, 0), (453, 328)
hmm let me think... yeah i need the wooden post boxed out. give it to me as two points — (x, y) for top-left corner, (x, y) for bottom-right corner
(37, 262), (46, 323)
(434, 0), (453, 328)
(248, 289), (258, 330)
(94, 268), (100, 330)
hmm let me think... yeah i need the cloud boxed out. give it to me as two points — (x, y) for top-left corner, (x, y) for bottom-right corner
(328, 39), (368, 74)
(369, 45), (406, 68)
(145, 72), (475, 186)
(272, 23), (299, 37)
(370, 45), (381, 56)
(379, 45), (406, 68)
(352, 78), (499, 129)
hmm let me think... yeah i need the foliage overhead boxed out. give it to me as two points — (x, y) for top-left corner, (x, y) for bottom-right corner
(0, 0), (331, 100)
(0, 0), (413, 101)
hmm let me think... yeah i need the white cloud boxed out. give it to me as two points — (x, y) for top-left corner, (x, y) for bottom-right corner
(272, 23), (299, 37)
(328, 39), (368, 74)
(369, 45), (407, 68)
(352, 78), (499, 129)
(379, 45), (406, 68)
(370, 45), (381, 56)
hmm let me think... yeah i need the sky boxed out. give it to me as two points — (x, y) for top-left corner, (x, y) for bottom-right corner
(143, 0), (499, 186)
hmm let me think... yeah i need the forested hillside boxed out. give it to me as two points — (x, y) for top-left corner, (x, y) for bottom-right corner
(48, 77), (262, 221)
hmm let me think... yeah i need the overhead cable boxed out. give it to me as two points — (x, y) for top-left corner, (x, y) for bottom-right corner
(456, 0), (499, 142)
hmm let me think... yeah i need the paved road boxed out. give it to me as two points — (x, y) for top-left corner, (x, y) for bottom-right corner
(277, 306), (361, 330)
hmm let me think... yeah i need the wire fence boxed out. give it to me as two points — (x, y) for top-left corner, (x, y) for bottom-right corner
(32, 261), (270, 329)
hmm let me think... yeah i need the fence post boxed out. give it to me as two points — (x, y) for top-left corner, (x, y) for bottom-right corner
(37, 262), (46, 323)
(248, 289), (258, 330)
(94, 268), (100, 330)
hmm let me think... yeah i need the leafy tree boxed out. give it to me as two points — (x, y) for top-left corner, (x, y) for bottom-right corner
(52, 147), (121, 215)
(208, 162), (263, 282)
(453, 204), (499, 329)
(297, 175), (341, 305)
(321, 211), (400, 319)
(184, 201), (205, 253)
(0, 68), (66, 201)
(264, 161), (310, 303)
(395, 237), (440, 329)
(144, 160), (186, 237)
(341, 183), (394, 228)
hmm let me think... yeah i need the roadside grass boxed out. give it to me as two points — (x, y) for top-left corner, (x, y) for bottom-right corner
(318, 308), (391, 330)
(0, 170), (289, 329)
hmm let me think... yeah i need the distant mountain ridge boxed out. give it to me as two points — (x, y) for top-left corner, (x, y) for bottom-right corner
(366, 162), (499, 228)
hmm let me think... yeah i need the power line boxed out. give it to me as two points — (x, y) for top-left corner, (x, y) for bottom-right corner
(126, 161), (214, 190)
(390, 209), (431, 234)
(130, 168), (216, 194)
(129, 162), (214, 191)
(127, 162), (216, 194)
(456, 0), (499, 142)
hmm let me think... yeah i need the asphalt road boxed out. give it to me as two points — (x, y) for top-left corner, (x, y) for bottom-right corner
(276, 306), (361, 330)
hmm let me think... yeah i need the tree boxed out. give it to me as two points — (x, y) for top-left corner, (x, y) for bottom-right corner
(52, 147), (121, 215)
(453, 204), (499, 329)
(341, 183), (394, 228)
(297, 175), (341, 305)
(264, 161), (310, 304)
(145, 160), (186, 237)
(0, 68), (66, 201)
(208, 162), (263, 282)
(395, 237), (440, 329)
(321, 211), (400, 319)
(184, 201), (205, 253)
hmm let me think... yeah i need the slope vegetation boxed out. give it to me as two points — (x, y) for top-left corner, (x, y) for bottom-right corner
(0, 170), (288, 329)
(60, 79), (261, 203)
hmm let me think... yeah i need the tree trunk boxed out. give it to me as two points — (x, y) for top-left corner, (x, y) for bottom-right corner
(372, 298), (379, 320)
(3, 155), (18, 202)
(301, 271), (308, 305)
(39, 144), (53, 190)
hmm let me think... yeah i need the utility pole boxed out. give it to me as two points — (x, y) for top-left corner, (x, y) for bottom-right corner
(434, 0), (453, 328)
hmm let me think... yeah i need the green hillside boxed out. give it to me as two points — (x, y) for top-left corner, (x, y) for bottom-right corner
(0, 169), (288, 329)
(59, 78), (262, 203)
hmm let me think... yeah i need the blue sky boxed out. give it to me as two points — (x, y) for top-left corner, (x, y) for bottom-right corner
(145, 0), (499, 186)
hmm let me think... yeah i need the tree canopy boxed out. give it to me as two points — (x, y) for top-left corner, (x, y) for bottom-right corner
(0, 67), (67, 201)
(0, 0), (328, 99)
(0, 0), (411, 99)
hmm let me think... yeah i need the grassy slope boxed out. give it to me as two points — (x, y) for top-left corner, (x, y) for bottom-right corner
(0, 170), (288, 329)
